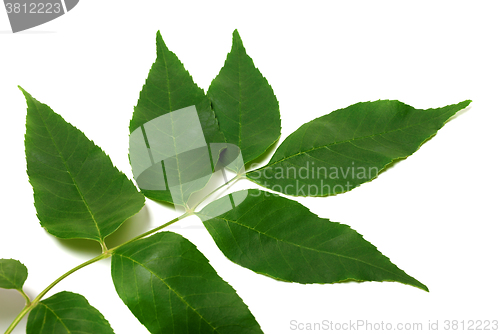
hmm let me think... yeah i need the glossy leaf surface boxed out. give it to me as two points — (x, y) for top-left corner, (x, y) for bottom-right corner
(208, 30), (281, 164)
(130, 31), (225, 203)
(247, 100), (471, 196)
(112, 232), (263, 334)
(22, 88), (145, 243)
(197, 189), (428, 291)
(26, 291), (115, 334)
(0, 259), (28, 291)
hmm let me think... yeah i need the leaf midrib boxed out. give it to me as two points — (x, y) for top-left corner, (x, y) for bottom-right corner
(262, 107), (451, 169)
(32, 101), (103, 242)
(160, 43), (186, 207)
(236, 42), (243, 150)
(216, 216), (410, 280)
(117, 253), (221, 333)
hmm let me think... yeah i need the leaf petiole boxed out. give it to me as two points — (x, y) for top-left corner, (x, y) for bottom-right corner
(17, 289), (30, 306)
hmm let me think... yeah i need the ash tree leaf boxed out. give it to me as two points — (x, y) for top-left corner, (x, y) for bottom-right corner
(247, 100), (471, 196)
(208, 29), (281, 165)
(111, 232), (263, 334)
(22, 88), (145, 244)
(130, 31), (225, 204)
(197, 189), (428, 291)
(26, 291), (115, 334)
(0, 259), (28, 291)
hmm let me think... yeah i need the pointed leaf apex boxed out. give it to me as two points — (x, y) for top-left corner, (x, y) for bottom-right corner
(155, 30), (168, 50)
(461, 99), (472, 107)
(232, 29), (244, 48)
(209, 29), (281, 164)
(18, 86), (31, 99)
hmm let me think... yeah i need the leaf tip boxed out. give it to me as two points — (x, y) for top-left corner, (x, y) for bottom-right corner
(416, 283), (429, 292)
(232, 29), (243, 47)
(18, 86), (30, 99)
(461, 99), (472, 108)
(407, 278), (429, 292)
(155, 30), (167, 49)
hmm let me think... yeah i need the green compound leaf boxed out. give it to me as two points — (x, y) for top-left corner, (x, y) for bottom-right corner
(27, 291), (115, 334)
(22, 88), (145, 244)
(0, 259), (28, 291)
(197, 189), (428, 291)
(208, 30), (281, 164)
(247, 100), (471, 196)
(112, 232), (263, 334)
(130, 31), (225, 204)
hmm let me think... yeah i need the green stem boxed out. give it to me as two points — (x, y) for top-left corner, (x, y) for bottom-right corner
(4, 253), (109, 334)
(3, 305), (30, 334)
(3, 214), (188, 334)
(107, 212), (191, 253)
(4, 159), (263, 333)
(34, 253), (111, 305)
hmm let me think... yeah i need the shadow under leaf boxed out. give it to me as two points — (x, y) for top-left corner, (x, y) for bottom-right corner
(0, 288), (31, 329)
(105, 205), (152, 249)
(55, 236), (102, 257)
(245, 139), (280, 170)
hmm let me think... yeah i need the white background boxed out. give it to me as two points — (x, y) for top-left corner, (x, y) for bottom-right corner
(1, 1), (499, 333)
